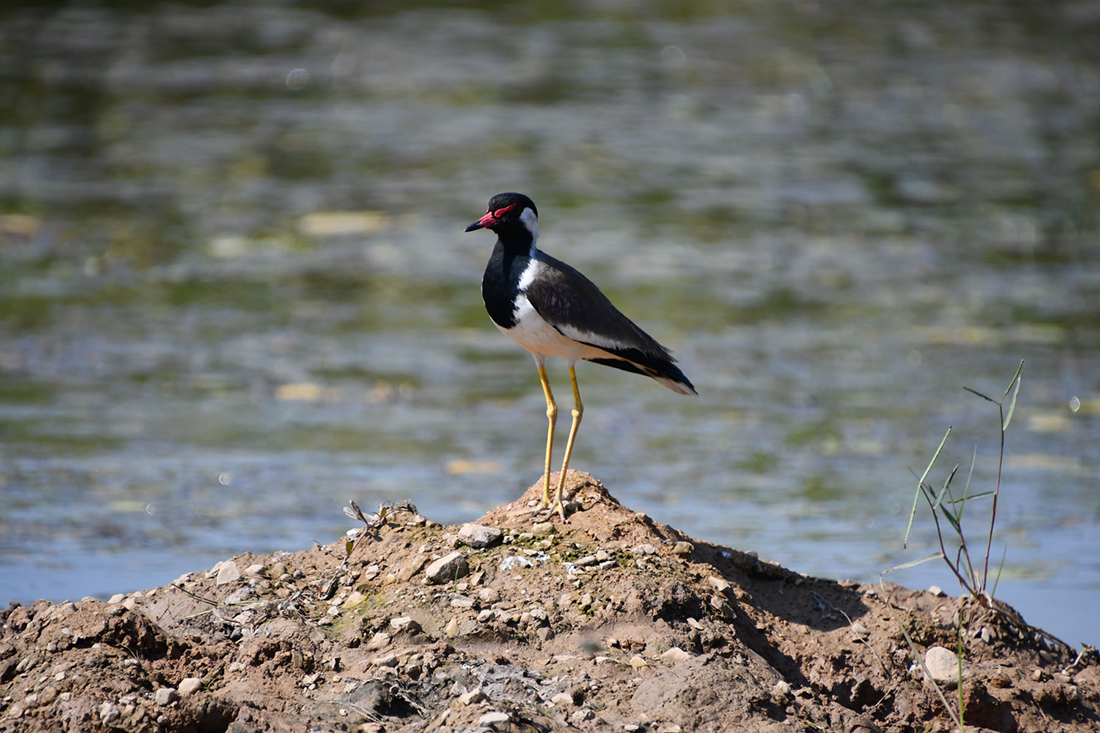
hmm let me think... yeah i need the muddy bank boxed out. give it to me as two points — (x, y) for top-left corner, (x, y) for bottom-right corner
(2, 472), (1097, 732)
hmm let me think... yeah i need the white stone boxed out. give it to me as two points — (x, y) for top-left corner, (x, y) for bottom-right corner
(154, 687), (178, 706)
(457, 523), (503, 548)
(215, 561), (240, 586)
(478, 711), (511, 728)
(660, 646), (693, 664)
(424, 551), (469, 584)
(178, 678), (202, 697)
(924, 646), (965, 688)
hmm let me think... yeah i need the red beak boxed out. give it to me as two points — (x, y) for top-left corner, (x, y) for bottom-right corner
(465, 211), (496, 232)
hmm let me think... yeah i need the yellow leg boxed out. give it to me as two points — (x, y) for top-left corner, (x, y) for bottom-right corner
(552, 365), (584, 520)
(536, 361), (557, 508)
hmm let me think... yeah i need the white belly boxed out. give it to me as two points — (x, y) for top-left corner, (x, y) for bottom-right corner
(496, 296), (611, 364)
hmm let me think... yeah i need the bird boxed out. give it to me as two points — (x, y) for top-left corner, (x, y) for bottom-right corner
(465, 192), (696, 520)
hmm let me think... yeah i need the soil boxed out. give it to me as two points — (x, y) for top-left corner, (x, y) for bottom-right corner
(2, 472), (1097, 733)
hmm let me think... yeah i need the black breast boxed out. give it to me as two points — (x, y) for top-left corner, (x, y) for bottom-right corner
(481, 240), (530, 330)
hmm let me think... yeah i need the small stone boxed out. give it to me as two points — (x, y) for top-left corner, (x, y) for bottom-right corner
(397, 557), (428, 583)
(531, 522), (555, 535)
(537, 627), (553, 641)
(478, 587), (500, 603)
(629, 655), (648, 669)
(451, 595), (475, 608)
(424, 551), (469, 585)
(23, 693), (39, 709)
(551, 691), (574, 707)
(98, 699), (121, 721)
(178, 678), (203, 697)
(574, 555), (598, 566)
(477, 609), (494, 623)
(928, 585), (946, 597)
(270, 562), (287, 578)
(570, 708), (595, 723)
(216, 561), (241, 586)
(850, 621), (869, 640)
(245, 563), (266, 576)
(445, 617), (460, 637)
(672, 541), (694, 556)
(108, 593), (126, 604)
(660, 647), (692, 664)
(459, 688), (486, 705)
(389, 616), (421, 633)
(595, 549), (611, 562)
(478, 710), (511, 729)
(373, 653), (398, 668)
(361, 564), (380, 581)
(632, 543), (656, 556)
(45, 642), (57, 653)
(367, 631), (391, 649)
(457, 523), (504, 548)
(707, 576), (731, 594)
(38, 686), (58, 705)
(771, 679), (791, 704)
(154, 687), (178, 706)
(924, 646), (965, 688)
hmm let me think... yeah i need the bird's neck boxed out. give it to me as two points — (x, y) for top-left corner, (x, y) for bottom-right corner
(482, 232), (538, 329)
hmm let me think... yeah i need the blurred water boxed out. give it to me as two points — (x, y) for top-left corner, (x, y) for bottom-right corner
(1, 2), (1098, 645)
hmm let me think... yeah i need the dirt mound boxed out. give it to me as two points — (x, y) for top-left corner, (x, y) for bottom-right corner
(2, 472), (1097, 732)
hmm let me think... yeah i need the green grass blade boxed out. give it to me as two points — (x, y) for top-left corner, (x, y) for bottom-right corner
(883, 552), (945, 574)
(905, 426), (952, 547)
(990, 543), (1008, 598)
(1001, 359), (1025, 401)
(1002, 369), (1022, 433)
(963, 386), (996, 403)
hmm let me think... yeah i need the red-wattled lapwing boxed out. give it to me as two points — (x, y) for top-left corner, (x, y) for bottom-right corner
(465, 192), (696, 520)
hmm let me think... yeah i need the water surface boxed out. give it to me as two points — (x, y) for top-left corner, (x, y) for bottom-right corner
(1, 2), (1098, 645)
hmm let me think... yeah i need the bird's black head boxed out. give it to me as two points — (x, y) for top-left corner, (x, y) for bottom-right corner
(464, 193), (538, 239)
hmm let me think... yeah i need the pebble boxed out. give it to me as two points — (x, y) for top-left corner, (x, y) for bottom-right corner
(923, 646), (965, 688)
(38, 686), (58, 705)
(478, 587), (500, 603)
(178, 678), (203, 697)
(707, 576), (732, 594)
(478, 711), (511, 729)
(574, 555), (598, 566)
(477, 609), (494, 623)
(245, 563), (266, 576)
(928, 585), (946, 597)
(367, 631), (391, 649)
(373, 653), (398, 668)
(672, 541), (694, 556)
(660, 647), (692, 664)
(389, 616), (421, 633)
(531, 522), (555, 535)
(629, 655), (648, 669)
(850, 621), (869, 640)
(551, 691), (574, 707)
(108, 593), (126, 604)
(154, 687), (178, 706)
(424, 551), (469, 584)
(570, 708), (595, 723)
(216, 561), (241, 586)
(632, 543), (656, 556)
(459, 688), (486, 705)
(457, 523), (503, 548)
(771, 679), (791, 704)
(99, 702), (121, 725)
(451, 595), (475, 608)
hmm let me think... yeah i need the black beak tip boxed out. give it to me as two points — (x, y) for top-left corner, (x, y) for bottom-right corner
(464, 222), (483, 233)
